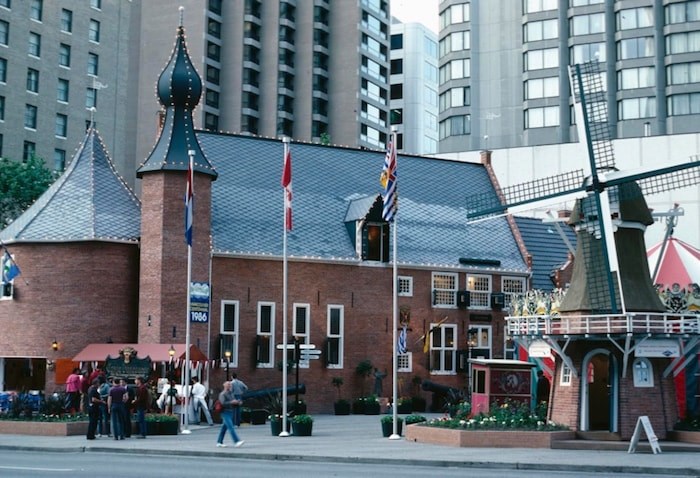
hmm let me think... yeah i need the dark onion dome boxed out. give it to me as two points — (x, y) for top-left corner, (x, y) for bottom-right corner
(137, 9), (216, 179)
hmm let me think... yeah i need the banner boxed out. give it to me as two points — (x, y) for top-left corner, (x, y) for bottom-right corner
(190, 282), (210, 323)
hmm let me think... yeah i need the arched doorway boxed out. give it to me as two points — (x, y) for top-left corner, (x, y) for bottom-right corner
(580, 348), (618, 432)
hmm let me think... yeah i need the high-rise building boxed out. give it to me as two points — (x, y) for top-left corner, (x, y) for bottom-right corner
(438, 0), (700, 153)
(0, 0), (134, 175)
(390, 20), (439, 155)
(132, 0), (393, 180)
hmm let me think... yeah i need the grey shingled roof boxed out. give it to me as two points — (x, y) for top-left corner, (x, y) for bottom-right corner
(514, 216), (577, 290)
(0, 128), (141, 244)
(199, 132), (528, 273)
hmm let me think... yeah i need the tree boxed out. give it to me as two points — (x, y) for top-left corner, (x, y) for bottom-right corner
(0, 156), (56, 229)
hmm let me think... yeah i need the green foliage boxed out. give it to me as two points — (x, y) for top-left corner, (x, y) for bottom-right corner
(320, 132), (331, 145)
(291, 413), (313, 424)
(405, 414), (427, 425)
(426, 399), (568, 431)
(675, 415), (700, 431)
(0, 156), (56, 228)
(381, 414), (403, 424)
(145, 413), (179, 422)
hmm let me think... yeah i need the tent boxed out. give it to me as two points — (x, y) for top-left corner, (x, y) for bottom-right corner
(647, 237), (700, 288)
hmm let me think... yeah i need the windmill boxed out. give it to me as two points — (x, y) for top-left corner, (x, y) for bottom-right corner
(466, 60), (700, 315)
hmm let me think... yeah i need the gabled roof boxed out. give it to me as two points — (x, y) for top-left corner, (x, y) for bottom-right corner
(0, 128), (141, 244)
(199, 132), (528, 273)
(514, 216), (577, 290)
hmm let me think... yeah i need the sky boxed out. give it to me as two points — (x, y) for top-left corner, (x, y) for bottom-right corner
(391, 0), (439, 33)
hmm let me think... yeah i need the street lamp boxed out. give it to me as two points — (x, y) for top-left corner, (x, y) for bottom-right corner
(168, 345), (176, 414)
(224, 350), (231, 380)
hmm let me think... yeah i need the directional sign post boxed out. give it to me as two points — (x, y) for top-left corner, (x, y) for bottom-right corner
(300, 349), (322, 360)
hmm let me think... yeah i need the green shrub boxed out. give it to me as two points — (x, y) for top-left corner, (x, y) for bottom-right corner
(292, 413), (313, 425)
(405, 414), (427, 425)
(381, 415), (403, 424)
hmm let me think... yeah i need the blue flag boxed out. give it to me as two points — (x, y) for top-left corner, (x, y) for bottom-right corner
(2, 251), (20, 283)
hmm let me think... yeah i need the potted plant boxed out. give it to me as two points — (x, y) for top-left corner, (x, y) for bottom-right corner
(380, 414), (403, 437)
(352, 397), (365, 415)
(145, 413), (179, 435)
(264, 393), (289, 435)
(291, 413), (313, 436)
(332, 377), (350, 415)
(404, 414), (427, 425)
(355, 359), (373, 397)
(397, 397), (412, 414)
(364, 395), (380, 415)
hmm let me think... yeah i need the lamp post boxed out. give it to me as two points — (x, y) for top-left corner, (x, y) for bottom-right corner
(224, 350), (231, 381)
(466, 328), (478, 396)
(168, 345), (176, 414)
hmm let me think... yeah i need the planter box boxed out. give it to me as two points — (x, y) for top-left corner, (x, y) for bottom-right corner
(668, 430), (700, 444)
(381, 420), (403, 437)
(0, 420), (89, 436)
(405, 424), (575, 449)
(292, 421), (313, 436)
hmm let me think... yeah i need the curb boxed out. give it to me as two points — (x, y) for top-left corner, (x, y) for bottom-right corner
(1, 445), (698, 476)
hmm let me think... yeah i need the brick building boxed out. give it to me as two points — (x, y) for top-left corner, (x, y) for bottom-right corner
(0, 19), (531, 413)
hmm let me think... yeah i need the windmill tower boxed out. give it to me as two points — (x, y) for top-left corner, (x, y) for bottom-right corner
(466, 60), (700, 440)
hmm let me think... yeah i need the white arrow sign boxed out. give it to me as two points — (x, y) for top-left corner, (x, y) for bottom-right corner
(300, 349), (322, 356)
(276, 343), (316, 350)
(300, 350), (322, 360)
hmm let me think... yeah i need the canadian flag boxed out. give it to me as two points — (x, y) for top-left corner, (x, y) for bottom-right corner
(281, 147), (293, 231)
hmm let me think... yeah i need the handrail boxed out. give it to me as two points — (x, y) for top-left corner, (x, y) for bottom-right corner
(506, 313), (700, 336)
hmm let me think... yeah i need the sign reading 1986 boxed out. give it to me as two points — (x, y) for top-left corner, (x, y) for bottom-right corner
(190, 282), (210, 323)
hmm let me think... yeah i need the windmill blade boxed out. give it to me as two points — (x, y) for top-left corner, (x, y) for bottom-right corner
(465, 170), (586, 220)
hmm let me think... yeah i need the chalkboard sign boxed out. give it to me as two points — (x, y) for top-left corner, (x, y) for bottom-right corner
(627, 416), (661, 454)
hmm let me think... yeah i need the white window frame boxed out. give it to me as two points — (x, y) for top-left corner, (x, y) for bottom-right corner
(429, 323), (457, 375)
(632, 357), (654, 387)
(432, 272), (458, 308)
(398, 352), (412, 372)
(293, 303), (311, 368)
(220, 300), (240, 367)
(560, 363), (572, 386)
(398, 276), (413, 297)
(502, 276), (526, 312)
(467, 274), (491, 310)
(256, 302), (275, 368)
(326, 304), (344, 369)
(468, 325), (492, 359)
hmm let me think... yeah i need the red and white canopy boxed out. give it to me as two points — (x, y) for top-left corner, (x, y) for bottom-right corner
(647, 237), (700, 288)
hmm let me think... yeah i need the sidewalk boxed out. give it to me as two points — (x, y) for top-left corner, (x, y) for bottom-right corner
(0, 414), (698, 476)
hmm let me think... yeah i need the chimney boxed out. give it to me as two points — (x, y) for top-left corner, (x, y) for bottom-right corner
(480, 150), (492, 166)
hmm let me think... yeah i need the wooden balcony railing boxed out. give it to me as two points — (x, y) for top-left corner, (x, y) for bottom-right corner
(506, 313), (700, 337)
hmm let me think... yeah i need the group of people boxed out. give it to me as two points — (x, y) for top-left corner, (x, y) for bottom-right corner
(72, 367), (250, 448)
(85, 375), (150, 440)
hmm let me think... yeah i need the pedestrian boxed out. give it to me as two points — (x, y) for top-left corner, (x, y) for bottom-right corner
(97, 375), (111, 437)
(86, 379), (104, 440)
(134, 376), (149, 438)
(191, 376), (214, 426)
(216, 381), (244, 448)
(230, 373), (248, 426)
(79, 370), (90, 413)
(107, 377), (127, 440)
(64, 368), (82, 414)
(536, 370), (551, 419)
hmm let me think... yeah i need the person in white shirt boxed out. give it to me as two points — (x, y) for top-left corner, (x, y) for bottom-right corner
(191, 376), (213, 426)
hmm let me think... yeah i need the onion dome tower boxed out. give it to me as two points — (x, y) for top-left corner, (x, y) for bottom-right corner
(136, 9), (217, 344)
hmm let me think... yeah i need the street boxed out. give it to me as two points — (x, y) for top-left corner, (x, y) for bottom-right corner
(0, 451), (687, 478)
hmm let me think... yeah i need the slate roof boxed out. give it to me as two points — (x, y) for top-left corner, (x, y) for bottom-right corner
(198, 132), (529, 273)
(0, 128), (141, 244)
(513, 216), (577, 290)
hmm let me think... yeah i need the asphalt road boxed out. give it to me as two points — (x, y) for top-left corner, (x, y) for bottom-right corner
(0, 450), (686, 478)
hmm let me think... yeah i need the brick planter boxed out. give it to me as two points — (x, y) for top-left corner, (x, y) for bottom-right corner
(405, 424), (575, 448)
(667, 431), (700, 444)
(0, 420), (89, 436)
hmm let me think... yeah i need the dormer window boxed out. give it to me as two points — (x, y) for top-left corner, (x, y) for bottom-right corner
(362, 221), (389, 262)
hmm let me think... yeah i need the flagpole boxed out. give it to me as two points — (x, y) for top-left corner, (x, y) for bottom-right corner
(280, 136), (290, 437)
(182, 149), (195, 435)
(389, 129), (400, 440)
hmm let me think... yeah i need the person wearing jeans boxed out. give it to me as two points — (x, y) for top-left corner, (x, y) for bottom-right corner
(107, 378), (126, 440)
(134, 376), (149, 438)
(216, 381), (244, 448)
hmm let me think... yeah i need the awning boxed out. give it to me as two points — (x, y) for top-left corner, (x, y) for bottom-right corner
(72, 343), (208, 363)
(647, 237), (700, 288)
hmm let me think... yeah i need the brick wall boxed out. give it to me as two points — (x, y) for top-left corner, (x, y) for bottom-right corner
(0, 242), (139, 393)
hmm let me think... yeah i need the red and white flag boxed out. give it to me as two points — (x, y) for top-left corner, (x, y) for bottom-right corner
(281, 146), (293, 231)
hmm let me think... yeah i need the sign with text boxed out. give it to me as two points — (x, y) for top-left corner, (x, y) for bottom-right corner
(190, 282), (210, 323)
(635, 339), (680, 358)
(528, 339), (552, 358)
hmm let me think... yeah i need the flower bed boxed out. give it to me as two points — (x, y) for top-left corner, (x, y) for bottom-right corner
(405, 423), (575, 448)
(0, 420), (89, 436)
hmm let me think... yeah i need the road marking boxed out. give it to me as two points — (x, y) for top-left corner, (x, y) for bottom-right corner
(0, 465), (74, 472)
